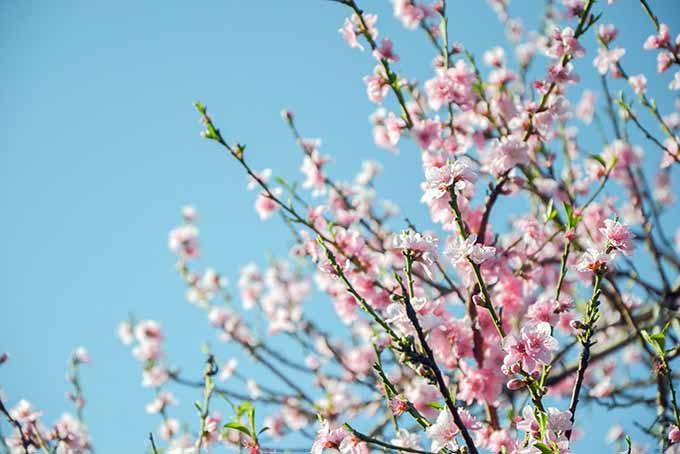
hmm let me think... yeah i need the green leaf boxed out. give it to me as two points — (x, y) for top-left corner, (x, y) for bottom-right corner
(223, 422), (251, 438)
(426, 402), (444, 410)
(248, 406), (256, 440)
(236, 401), (253, 418)
(544, 198), (556, 224)
(589, 154), (606, 169)
(533, 442), (554, 454)
(641, 327), (666, 357)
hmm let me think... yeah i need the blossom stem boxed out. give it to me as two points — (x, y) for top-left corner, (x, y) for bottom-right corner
(320, 240), (401, 342)
(523, 0), (595, 140)
(195, 355), (217, 451)
(372, 351), (431, 430)
(343, 423), (438, 454)
(344, 0), (414, 128)
(565, 271), (604, 439)
(554, 241), (571, 301)
(149, 433), (159, 454)
(401, 255), (479, 454)
(448, 187), (505, 339)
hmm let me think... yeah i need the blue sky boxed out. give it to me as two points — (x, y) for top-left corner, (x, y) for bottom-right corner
(2, 0), (679, 452)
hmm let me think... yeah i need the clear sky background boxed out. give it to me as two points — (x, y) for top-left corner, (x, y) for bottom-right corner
(2, 1), (680, 452)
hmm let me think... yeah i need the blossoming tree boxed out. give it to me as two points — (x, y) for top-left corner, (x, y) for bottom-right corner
(3, 0), (680, 453)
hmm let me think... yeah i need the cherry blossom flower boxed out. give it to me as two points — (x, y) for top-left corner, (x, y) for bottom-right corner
(73, 347), (90, 364)
(412, 118), (441, 150)
(390, 428), (420, 450)
(426, 409), (459, 452)
(593, 47), (625, 75)
(422, 158), (477, 203)
(546, 27), (585, 59)
(599, 219), (635, 255)
(373, 38), (399, 62)
(392, 0), (432, 30)
(339, 18), (363, 51)
(502, 322), (559, 373)
(446, 234), (495, 266)
(390, 395), (409, 416)
(424, 60), (475, 111)
(576, 90), (596, 124)
(669, 425), (680, 444)
(576, 247), (615, 273)
(168, 224), (200, 259)
(598, 24), (618, 44)
(312, 420), (349, 454)
(670, 71), (680, 91)
(628, 74), (647, 95)
(643, 23), (670, 50)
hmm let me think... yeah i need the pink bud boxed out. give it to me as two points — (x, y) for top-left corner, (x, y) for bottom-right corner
(280, 109), (294, 122)
(669, 425), (680, 444)
(506, 379), (525, 390)
(570, 320), (587, 330)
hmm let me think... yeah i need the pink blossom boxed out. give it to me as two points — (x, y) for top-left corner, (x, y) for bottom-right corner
(339, 436), (369, 454)
(254, 187), (282, 220)
(373, 38), (399, 62)
(661, 137), (679, 168)
(458, 362), (502, 404)
(483, 46), (505, 67)
(576, 90), (596, 124)
(426, 409), (459, 452)
(300, 145), (330, 197)
(168, 224), (200, 259)
(643, 23), (670, 50)
(145, 392), (177, 414)
(390, 395), (409, 416)
(181, 205), (198, 222)
(628, 74), (647, 95)
(658, 52), (673, 73)
(597, 24), (618, 44)
(390, 429), (420, 450)
(669, 71), (680, 91)
(219, 358), (238, 381)
(412, 118), (441, 150)
(422, 158), (477, 203)
(424, 60), (475, 111)
(158, 418), (180, 440)
(363, 65), (390, 103)
(599, 219), (635, 255)
(141, 366), (168, 388)
(545, 62), (580, 85)
(547, 27), (585, 59)
(502, 322), (558, 373)
(669, 425), (680, 444)
(392, 0), (432, 30)
(593, 47), (625, 75)
(487, 135), (529, 176)
(73, 347), (90, 364)
(339, 18), (363, 51)
(576, 247), (615, 273)
(312, 420), (349, 454)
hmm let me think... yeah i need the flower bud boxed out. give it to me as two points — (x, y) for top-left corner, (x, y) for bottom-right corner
(669, 425), (680, 444)
(280, 109), (294, 123)
(506, 378), (525, 390)
(570, 320), (587, 330)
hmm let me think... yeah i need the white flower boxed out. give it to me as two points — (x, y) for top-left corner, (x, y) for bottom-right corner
(426, 409), (459, 452)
